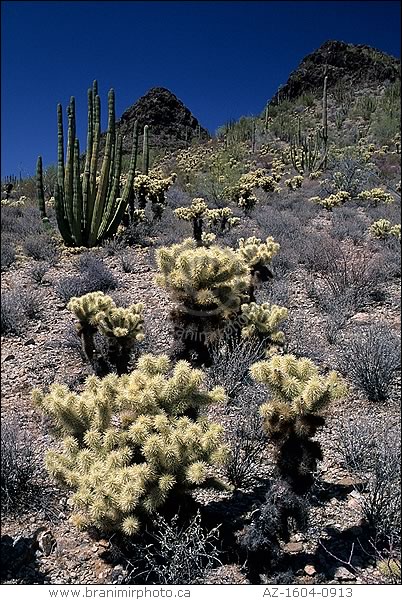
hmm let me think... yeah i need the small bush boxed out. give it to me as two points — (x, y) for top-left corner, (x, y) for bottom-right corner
(127, 512), (222, 584)
(1, 205), (45, 240)
(1, 288), (41, 335)
(22, 234), (60, 263)
(55, 255), (118, 303)
(305, 236), (384, 311)
(77, 254), (118, 289)
(224, 410), (266, 488)
(30, 261), (49, 284)
(334, 418), (401, 543)
(1, 419), (38, 513)
(1, 239), (16, 270)
(207, 333), (267, 400)
(338, 324), (400, 402)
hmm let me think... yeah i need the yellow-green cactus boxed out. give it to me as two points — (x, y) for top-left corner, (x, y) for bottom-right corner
(225, 169), (277, 215)
(251, 353), (347, 492)
(68, 292), (145, 373)
(67, 291), (115, 327)
(369, 219), (401, 241)
(134, 172), (176, 217)
(33, 355), (228, 535)
(285, 175), (304, 190)
(240, 302), (288, 343)
(309, 190), (351, 211)
(175, 198), (240, 242)
(237, 236), (280, 270)
(357, 188), (395, 206)
(156, 238), (251, 363)
(96, 304), (145, 342)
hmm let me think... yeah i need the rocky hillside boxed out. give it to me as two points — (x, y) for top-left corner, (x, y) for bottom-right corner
(115, 87), (209, 154)
(270, 40), (400, 104)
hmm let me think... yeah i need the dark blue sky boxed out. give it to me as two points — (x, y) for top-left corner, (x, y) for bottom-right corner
(1, 1), (400, 177)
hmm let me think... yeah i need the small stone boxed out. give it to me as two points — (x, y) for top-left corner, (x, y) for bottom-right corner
(348, 497), (361, 510)
(24, 338), (35, 346)
(334, 566), (357, 581)
(38, 530), (56, 556)
(284, 542), (304, 553)
(304, 565), (317, 576)
(2, 354), (15, 362)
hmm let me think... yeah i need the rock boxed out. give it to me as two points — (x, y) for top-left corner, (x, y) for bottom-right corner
(334, 566), (357, 581)
(284, 542), (304, 553)
(2, 354), (15, 362)
(37, 530), (56, 556)
(304, 565), (317, 576)
(24, 338), (35, 346)
(337, 476), (365, 490)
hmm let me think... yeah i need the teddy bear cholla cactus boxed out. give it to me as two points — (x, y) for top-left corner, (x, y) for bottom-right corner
(67, 292), (144, 374)
(175, 198), (240, 243)
(240, 302), (288, 343)
(33, 354), (228, 536)
(369, 219), (401, 241)
(251, 354), (347, 493)
(134, 171), (177, 218)
(225, 169), (277, 215)
(357, 188), (395, 206)
(237, 236), (280, 299)
(309, 190), (350, 211)
(156, 238), (250, 363)
(284, 175), (303, 190)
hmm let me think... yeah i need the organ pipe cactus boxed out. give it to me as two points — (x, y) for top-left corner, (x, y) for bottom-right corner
(52, 81), (140, 247)
(36, 156), (48, 222)
(142, 125), (149, 175)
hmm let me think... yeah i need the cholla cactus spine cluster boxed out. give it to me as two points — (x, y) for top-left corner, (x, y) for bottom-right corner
(33, 355), (228, 535)
(309, 190), (350, 211)
(357, 188), (395, 206)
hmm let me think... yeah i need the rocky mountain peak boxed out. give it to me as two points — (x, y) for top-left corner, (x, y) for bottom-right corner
(270, 40), (400, 104)
(117, 86), (209, 152)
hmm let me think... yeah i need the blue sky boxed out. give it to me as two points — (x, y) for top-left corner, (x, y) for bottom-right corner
(1, 1), (400, 177)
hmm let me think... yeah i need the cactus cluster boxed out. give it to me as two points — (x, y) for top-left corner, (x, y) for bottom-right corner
(240, 302), (288, 343)
(134, 171), (177, 219)
(237, 236), (280, 273)
(68, 292), (144, 374)
(251, 354), (347, 492)
(357, 188), (395, 206)
(369, 219), (401, 241)
(156, 238), (251, 362)
(309, 190), (351, 211)
(225, 169), (277, 215)
(49, 81), (140, 247)
(33, 355), (228, 535)
(175, 198), (240, 242)
(290, 132), (321, 175)
(284, 175), (304, 190)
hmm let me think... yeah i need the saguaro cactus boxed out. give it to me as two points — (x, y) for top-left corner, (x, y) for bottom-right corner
(52, 81), (140, 247)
